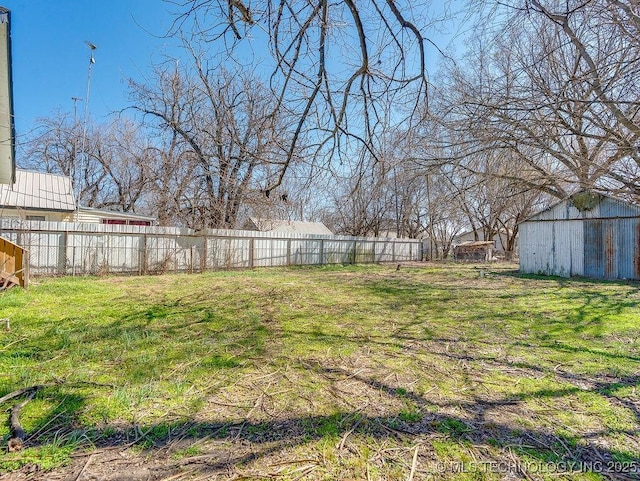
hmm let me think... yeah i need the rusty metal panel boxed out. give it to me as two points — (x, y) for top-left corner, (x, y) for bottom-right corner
(604, 221), (617, 279)
(616, 218), (639, 279)
(522, 196), (640, 280)
(584, 220), (604, 278)
(636, 222), (640, 279)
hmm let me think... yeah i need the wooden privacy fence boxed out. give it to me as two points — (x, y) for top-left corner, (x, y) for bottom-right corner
(0, 220), (423, 277)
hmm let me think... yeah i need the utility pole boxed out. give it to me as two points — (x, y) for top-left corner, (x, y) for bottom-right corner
(71, 96), (82, 124)
(75, 41), (96, 219)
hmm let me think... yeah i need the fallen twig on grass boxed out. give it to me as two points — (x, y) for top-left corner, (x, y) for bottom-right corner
(337, 415), (365, 451)
(0, 336), (27, 351)
(407, 444), (420, 481)
(72, 453), (94, 481)
(7, 386), (40, 452)
(0, 384), (43, 405)
(159, 468), (197, 481)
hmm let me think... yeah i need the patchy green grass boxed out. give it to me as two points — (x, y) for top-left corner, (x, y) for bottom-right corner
(0, 263), (638, 480)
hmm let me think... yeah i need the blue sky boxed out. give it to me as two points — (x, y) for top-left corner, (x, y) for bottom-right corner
(3, 0), (180, 139)
(2, 0), (464, 146)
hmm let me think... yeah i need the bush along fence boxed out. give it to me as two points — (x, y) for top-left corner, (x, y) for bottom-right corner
(0, 219), (423, 277)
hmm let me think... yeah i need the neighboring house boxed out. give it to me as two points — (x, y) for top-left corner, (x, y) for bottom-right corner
(244, 217), (333, 235)
(0, 169), (155, 225)
(73, 206), (155, 226)
(519, 191), (640, 280)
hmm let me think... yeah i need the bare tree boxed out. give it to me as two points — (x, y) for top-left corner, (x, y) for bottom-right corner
(144, 131), (202, 227)
(167, 0), (441, 191)
(325, 156), (392, 237)
(22, 113), (152, 214)
(436, 0), (640, 200)
(129, 55), (297, 229)
(89, 119), (153, 212)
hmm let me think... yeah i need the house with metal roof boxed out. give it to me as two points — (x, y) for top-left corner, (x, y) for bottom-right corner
(0, 169), (155, 225)
(519, 191), (640, 280)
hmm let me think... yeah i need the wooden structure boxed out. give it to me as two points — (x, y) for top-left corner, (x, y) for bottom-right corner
(453, 241), (494, 262)
(0, 236), (27, 288)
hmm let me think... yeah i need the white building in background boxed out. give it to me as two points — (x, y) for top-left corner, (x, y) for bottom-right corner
(0, 169), (155, 225)
(244, 217), (333, 235)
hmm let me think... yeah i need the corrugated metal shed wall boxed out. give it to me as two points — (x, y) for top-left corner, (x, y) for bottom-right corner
(520, 195), (640, 279)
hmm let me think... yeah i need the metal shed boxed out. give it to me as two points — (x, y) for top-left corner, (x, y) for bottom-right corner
(519, 192), (640, 279)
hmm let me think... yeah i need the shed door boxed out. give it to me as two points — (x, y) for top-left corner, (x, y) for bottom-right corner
(584, 220), (603, 278)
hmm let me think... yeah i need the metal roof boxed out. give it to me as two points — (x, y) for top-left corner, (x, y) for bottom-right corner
(77, 206), (155, 221)
(0, 169), (75, 211)
(521, 191), (640, 223)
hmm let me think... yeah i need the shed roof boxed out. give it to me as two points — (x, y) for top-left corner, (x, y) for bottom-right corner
(247, 218), (333, 235)
(0, 169), (75, 211)
(521, 191), (640, 223)
(456, 241), (494, 247)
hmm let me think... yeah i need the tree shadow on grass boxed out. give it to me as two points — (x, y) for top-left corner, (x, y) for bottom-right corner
(4, 269), (639, 478)
(0, 385), (88, 471)
(0, 349), (637, 479)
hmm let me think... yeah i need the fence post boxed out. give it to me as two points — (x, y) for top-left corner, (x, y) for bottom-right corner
(141, 234), (148, 275)
(249, 238), (255, 268)
(60, 230), (68, 276)
(287, 238), (292, 266)
(202, 234), (208, 272)
(23, 248), (29, 288)
(71, 231), (76, 276)
(392, 241), (396, 264)
(319, 239), (324, 265)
